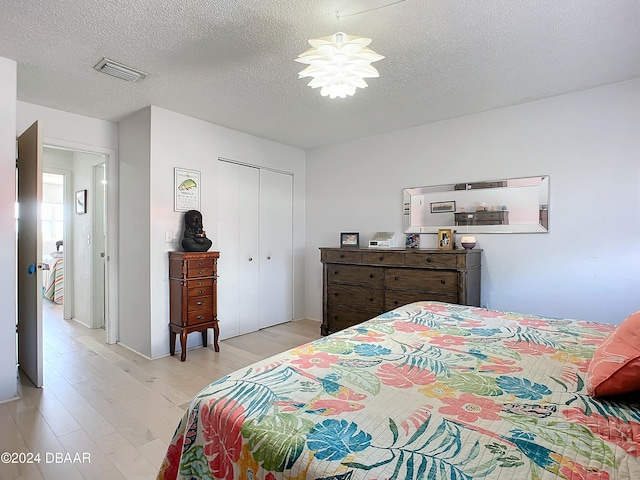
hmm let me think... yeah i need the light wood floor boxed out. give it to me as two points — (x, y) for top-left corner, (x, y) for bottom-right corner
(0, 301), (321, 480)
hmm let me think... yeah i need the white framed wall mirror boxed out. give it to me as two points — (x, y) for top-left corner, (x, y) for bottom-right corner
(403, 175), (550, 234)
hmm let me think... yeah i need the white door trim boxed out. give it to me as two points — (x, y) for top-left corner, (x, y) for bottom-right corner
(41, 139), (119, 344)
(42, 165), (73, 321)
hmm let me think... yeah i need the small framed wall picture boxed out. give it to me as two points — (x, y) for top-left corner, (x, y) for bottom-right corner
(174, 167), (201, 212)
(431, 200), (456, 213)
(437, 228), (453, 250)
(340, 232), (360, 248)
(75, 189), (87, 215)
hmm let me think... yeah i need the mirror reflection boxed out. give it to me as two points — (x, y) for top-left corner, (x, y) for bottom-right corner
(403, 175), (549, 233)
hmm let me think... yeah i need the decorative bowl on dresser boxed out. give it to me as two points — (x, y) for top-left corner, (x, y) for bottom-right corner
(320, 247), (481, 335)
(169, 251), (220, 361)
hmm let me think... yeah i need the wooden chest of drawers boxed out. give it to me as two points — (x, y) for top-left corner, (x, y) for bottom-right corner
(455, 210), (509, 225)
(320, 247), (481, 335)
(169, 251), (220, 361)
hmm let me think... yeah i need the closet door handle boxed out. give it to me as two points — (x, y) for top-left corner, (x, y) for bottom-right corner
(248, 257), (253, 261)
(267, 256), (271, 260)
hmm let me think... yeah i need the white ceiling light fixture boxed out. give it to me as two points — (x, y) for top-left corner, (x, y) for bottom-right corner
(93, 57), (148, 82)
(296, 31), (384, 99)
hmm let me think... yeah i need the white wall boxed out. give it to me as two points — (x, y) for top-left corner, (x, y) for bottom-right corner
(305, 79), (640, 325)
(0, 57), (17, 403)
(117, 108), (152, 356)
(17, 102), (118, 148)
(148, 106), (306, 358)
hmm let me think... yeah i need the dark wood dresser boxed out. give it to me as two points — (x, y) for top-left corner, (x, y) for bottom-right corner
(169, 251), (220, 361)
(320, 247), (481, 335)
(455, 210), (509, 226)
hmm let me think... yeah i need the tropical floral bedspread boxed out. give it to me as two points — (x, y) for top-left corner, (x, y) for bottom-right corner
(157, 302), (640, 480)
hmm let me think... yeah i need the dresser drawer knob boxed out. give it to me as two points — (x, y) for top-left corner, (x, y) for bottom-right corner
(198, 290), (204, 294)
(198, 281), (203, 285)
(340, 254), (345, 258)
(369, 297), (374, 302)
(334, 270), (339, 275)
(379, 256), (384, 261)
(394, 300), (399, 305)
(394, 276), (399, 281)
(198, 261), (204, 266)
(197, 315), (205, 320)
(334, 292), (339, 297)
(441, 279), (446, 284)
(369, 274), (374, 278)
(197, 301), (204, 306)
(426, 258), (432, 263)
(198, 271), (204, 275)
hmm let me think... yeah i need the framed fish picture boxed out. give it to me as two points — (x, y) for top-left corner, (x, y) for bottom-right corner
(174, 167), (201, 212)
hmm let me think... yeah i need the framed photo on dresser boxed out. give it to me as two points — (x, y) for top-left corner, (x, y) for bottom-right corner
(438, 228), (453, 250)
(340, 232), (360, 248)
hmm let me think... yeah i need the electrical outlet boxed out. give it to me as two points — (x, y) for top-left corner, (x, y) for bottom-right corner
(165, 230), (173, 243)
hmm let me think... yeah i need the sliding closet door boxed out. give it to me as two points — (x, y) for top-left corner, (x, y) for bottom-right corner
(217, 161), (260, 338)
(259, 169), (293, 328)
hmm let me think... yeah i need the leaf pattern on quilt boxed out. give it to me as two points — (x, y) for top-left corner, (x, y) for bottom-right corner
(507, 326), (559, 348)
(396, 344), (453, 376)
(495, 376), (552, 400)
(441, 373), (503, 396)
(504, 415), (617, 468)
(377, 363), (437, 388)
(307, 419), (372, 461)
(475, 342), (522, 362)
(178, 445), (215, 480)
(242, 413), (315, 471)
(314, 340), (357, 355)
(401, 406), (432, 436)
(201, 366), (310, 421)
(345, 417), (491, 480)
(331, 364), (380, 395)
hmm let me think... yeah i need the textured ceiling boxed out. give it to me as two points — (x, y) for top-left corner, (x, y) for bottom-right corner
(1, 0), (639, 149)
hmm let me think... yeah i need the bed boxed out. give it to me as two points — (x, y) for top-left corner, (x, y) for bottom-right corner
(43, 253), (64, 304)
(157, 301), (640, 480)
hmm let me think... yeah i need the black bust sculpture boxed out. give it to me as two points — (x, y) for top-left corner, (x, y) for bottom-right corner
(181, 210), (212, 252)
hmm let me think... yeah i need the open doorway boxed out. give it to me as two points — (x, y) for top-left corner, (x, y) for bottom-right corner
(42, 147), (108, 339)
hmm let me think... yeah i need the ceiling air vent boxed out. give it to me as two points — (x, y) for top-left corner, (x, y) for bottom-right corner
(93, 58), (148, 82)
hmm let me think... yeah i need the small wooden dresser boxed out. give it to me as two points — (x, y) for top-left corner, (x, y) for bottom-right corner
(320, 247), (481, 335)
(169, 251), (220, 361)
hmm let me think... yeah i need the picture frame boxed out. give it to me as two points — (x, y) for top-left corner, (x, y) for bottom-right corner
(340, 232), (360, 248)
(75, 189), (87, 215)
(405, 233), (420, 248)
(431, 200), (456, 213)
(437, 228), (454, 250)
(174, 167), (201, 212)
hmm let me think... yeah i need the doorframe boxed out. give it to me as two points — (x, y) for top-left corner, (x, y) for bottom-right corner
(41, 165), (73, 321)
(91, 162), (106, 329)
(42, 139), (119, 344)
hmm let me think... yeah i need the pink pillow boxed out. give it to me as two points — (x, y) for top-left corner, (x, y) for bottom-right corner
(586, 311), (640, 397)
